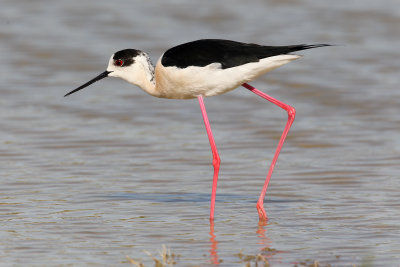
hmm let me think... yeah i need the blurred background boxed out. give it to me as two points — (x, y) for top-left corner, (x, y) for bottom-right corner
(1, 0), (399, 266)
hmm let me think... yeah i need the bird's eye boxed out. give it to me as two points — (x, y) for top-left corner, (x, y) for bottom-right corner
(114, 59), (124, 66)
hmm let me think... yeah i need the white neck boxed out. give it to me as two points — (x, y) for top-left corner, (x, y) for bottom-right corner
(134, 53), (159, 97)
(128, 53), (163, 98)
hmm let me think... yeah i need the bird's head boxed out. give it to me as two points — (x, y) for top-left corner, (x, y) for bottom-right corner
(65, 49), (150, 97)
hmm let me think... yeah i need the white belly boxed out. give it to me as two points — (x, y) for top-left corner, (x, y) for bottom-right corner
(154, 54), (300, 99)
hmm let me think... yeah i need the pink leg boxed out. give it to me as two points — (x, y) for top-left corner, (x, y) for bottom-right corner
(198, 95), (220, 221)
(242, 83), (296, 221)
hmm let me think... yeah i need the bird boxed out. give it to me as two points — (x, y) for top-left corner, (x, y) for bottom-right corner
(65, 39), (329, 221)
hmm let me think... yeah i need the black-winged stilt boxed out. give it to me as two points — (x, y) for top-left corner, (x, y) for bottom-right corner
(65, 39), (329, 221)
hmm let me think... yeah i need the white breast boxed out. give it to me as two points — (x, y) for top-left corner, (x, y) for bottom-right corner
(154, 54), (301, 99)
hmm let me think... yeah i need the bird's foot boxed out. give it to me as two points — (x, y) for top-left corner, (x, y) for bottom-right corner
(256, 201), (268, 221)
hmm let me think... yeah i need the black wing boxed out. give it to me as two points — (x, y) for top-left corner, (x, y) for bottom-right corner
(161, 39), (329, 69)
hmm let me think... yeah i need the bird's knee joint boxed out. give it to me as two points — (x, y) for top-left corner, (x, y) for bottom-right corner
(212, 156), (221, 167)
(287, 106), (296, 119)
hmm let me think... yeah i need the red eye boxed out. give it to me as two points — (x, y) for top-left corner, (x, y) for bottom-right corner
(114, 59), (124, 66)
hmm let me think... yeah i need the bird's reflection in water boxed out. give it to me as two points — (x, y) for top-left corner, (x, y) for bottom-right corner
(257, 221), (287, 265)
(209, 220), (219, 265)
(257, 220), (271, 247)
(207, 220), (288, 265)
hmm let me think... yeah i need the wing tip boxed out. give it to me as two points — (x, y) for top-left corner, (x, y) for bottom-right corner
(299, 44), (333, 50)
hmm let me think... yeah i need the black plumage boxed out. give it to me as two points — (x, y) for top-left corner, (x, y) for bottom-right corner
(113, 49), (141, 67)
(161, 39), (329, 69)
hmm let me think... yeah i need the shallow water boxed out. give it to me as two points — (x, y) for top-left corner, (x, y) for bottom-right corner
(1, 0), (400, 266)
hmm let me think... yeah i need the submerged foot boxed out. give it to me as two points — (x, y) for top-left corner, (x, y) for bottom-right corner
(256, 201), (268, 221)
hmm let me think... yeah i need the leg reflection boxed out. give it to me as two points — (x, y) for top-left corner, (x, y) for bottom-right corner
(209, 220), (220, 265)
(257, 221), (285, 265)
(257, 220), (271, 248)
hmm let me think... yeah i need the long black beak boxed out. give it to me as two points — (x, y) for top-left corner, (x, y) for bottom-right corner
(64, 70), (111, 97)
